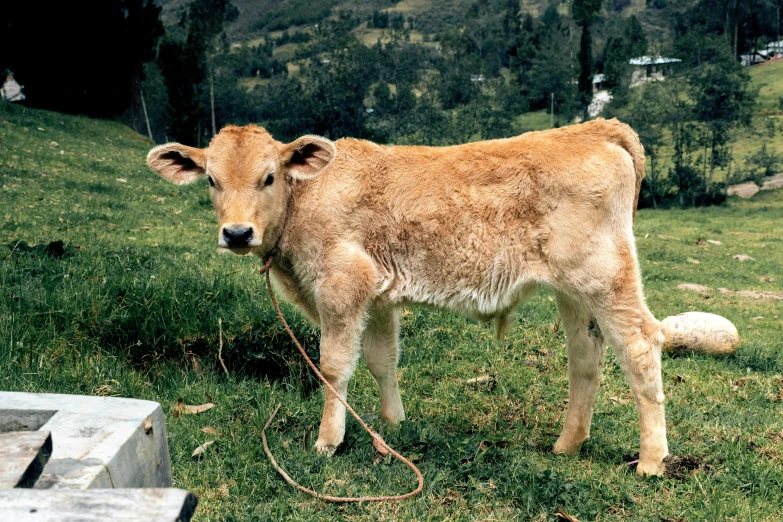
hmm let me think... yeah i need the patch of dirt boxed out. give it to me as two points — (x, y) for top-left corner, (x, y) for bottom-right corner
(727, 182), (760, 198)
(718, 288), (783, 301)
(677, 283), (783, 301)
(9, 239), (79, 259)
(620, 454), (709, 479)
(663, 454), (710, 479)
(761, 173), (783, 191)
(677, 283), (712, 296)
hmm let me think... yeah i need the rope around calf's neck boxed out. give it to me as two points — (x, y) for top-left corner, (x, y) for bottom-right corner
(258, 257), (424, 502)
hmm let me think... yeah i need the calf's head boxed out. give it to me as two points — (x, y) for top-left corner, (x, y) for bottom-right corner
(147, 125), (335, 255)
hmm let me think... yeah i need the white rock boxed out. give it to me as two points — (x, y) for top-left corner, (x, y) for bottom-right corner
(661, 312), (739, 355)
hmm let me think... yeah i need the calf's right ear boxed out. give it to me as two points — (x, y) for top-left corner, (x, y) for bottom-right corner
(147, 143), (207, 185)
(280, 135), (336, 180)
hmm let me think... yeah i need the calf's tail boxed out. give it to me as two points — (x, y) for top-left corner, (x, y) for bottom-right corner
(599, 120), (739, 356)
(598, 118), (646, 224)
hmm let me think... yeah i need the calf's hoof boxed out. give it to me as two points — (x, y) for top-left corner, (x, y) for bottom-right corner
(636, 458), (665, 477)
(380, 405), (406, 425)
(314, 440), (338, 456)
(553, 436), (585, 455)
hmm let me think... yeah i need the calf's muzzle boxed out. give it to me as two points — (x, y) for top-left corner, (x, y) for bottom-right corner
(220, 224), (256, 249)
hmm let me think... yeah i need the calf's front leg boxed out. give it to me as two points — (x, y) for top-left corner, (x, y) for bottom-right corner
(363, 307), (405, 424)
(313, 316), (364, 455)
(312, 248), (377, 455)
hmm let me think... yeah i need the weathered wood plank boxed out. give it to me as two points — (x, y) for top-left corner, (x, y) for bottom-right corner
(0, 488), (197, 521)
(0, 431), (52, 488)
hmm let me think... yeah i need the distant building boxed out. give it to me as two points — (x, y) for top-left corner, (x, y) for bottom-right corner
(1, 72), (25, 102)
(762, 40), (783, 56)
(629, 56), (681, 85)
(741, 52), (768, 66)
(741, 40), (783, 66)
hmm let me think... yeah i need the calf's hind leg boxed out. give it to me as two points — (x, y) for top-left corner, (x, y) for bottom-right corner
(591, 254), (668, 476)
(553, 291), (607, 455)
(363, 307), (405, 424)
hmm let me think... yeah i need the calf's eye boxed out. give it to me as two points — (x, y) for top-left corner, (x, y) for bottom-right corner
(264, 173), (275, 187)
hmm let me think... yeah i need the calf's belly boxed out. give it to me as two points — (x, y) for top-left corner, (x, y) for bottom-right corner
(382, 263), (541, 321)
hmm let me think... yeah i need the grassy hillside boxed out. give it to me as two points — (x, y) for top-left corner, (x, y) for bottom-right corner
(2, 102), (783, 520)
(752, 58), (783, 113)
(157, 0), (650, 43)
(649, 60), (783, 185)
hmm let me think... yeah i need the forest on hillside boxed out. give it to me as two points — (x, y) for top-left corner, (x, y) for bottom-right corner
(1, 0), (782, 206)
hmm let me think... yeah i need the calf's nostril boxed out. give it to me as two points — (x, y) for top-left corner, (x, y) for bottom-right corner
(222, 226), (253, 247)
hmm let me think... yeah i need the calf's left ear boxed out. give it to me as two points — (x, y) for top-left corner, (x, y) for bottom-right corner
(147, 143), (207, 185)
(280, 135), (336, 180)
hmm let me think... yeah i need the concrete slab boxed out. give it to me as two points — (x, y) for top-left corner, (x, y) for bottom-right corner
(0, 488), (196, 521)
(0, 392), (172, 490)
(0, 431), (52, 488)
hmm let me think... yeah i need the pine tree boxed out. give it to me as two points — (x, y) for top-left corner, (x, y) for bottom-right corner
(571, 0), (603, 117)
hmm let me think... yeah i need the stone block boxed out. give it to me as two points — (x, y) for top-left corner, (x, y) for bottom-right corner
(0, 392), (172, 489)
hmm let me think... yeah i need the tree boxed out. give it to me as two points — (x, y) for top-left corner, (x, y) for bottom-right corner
(437, 53), (484, 110)
(528, 14), (578, 124)
(502, 0), (522, 68)
(608, 82), (669, 207)
(571, 0), (603, 117)
(0, 0), (163, 119)
(125, 0), (165, 133)
(271, 15), (377, 140)
(601, 15), (647, 103)
(158, 0), (238, 145)
(688, 54), (755, 188)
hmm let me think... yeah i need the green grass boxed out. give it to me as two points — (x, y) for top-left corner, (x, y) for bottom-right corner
(517, 109), (556, 132)
(750, 59), (783, 113)
(2, 102), (783, 521)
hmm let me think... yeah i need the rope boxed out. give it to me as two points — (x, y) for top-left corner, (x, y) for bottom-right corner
(258, 256), (424, 502)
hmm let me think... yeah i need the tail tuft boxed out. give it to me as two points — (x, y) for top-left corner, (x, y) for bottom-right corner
(495, 313), (510, 341)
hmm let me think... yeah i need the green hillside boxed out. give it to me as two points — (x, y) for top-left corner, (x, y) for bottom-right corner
(2, 101), (783, 520)
(156, 0), (649, 44)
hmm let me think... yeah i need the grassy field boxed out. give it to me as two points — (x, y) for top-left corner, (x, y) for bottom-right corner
(2, 102), (783, 521)
(751, 58), (783, 113)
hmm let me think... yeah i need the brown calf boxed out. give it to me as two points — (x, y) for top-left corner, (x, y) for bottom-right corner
(148, 118), (668, 476)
